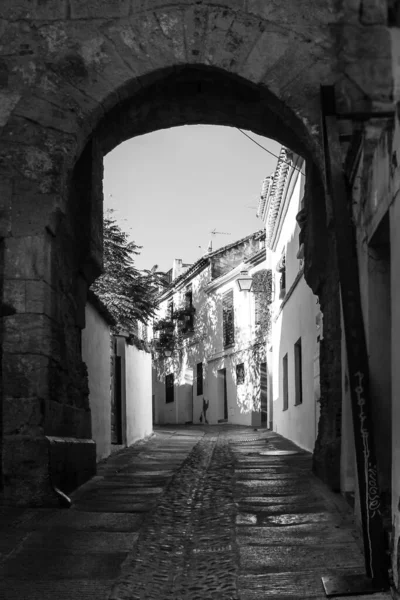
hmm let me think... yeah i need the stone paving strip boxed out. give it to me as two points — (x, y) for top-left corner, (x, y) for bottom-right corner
(109, 429), (239, 600)
(0, 425), (392, 600)
(0, 428), (203, 600)
(230, 430), (391, 600)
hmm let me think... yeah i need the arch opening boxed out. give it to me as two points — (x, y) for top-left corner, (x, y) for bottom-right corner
(2, 64), (341, 506)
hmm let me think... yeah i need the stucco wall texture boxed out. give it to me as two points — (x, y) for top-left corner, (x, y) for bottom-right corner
(82, 302), (111, 462)
(125, 344), (153, 446)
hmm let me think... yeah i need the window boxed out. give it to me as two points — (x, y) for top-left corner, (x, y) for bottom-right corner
(196, 362), (203, 396)
(185, 286), (194, 331)
(236, 363), (245, 385)
(294, 338), (303, 405)
(280, 269), (286, 299)
(165, 373), (174, 404)
(168, 300), (174, 321)
(276, 251), (286, 300)
(282, 353), (288, 411)
(222, 289), (234, 347)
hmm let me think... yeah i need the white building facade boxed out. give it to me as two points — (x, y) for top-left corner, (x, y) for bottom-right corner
(258, 149), (322, 453)
(152, 233), (270, 427)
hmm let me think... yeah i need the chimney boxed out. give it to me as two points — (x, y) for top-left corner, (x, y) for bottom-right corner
(172, 259), (183, 281)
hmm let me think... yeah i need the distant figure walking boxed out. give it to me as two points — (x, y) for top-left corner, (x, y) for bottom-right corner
(199, 397), (209, 424)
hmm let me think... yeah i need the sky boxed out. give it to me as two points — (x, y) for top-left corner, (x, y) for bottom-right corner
(103, 125), (282, 273)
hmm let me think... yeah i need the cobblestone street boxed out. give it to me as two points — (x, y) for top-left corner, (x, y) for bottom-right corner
(0, 426), (391, 599)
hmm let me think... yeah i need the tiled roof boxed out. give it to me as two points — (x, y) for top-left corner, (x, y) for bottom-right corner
(264, 148), (293, 249)
(159, 229), (265, 299)
(256, 175), (273, 220)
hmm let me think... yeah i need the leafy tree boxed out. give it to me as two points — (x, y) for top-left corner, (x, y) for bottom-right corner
(90, 209), (167, 332)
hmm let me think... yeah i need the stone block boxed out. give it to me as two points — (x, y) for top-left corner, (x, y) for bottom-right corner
(3, 314), (61, 359)
(0, 178), (12, 237)
(4, 234), (52, 282)
(2, 353), (49, 398)
(360, 0), (387, 24)
(11, 191), (63, 237)
(3, 279), (26, 313)
(345, 58), (393, 104)
(2, 435), (57, 507)
(46, 400), (91, 439)
(62, 404), (92, 439)
(3, 397), (44, 436)
(183, 6), (208, 62)
(0, 0), (68, 20)
(46, 436), (96, 495)
(337, 24), (391, 60)
(14, 93), (79, 136)
(240, 28), (289, 84)
(25, 280), (54, 315)
(2, 279), (57, 317)
(70, 0), (130, 19)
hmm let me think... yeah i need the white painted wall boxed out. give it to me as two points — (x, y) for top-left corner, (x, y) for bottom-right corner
(125, 344), (153, 445)
(271, 277), (319, 452)
(153, 255), (267, 426)
(82, 302), (111, 462)
(267, 170), (320, 452)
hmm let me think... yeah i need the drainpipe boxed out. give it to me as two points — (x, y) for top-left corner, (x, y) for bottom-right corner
(320, 85), (388, 592)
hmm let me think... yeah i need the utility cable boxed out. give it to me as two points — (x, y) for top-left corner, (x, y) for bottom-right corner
(237, 128), (305, 175)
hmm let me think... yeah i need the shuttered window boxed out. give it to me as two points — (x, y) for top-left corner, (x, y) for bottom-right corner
(222, 289), (234, 347)
(196, 362), (203, 396)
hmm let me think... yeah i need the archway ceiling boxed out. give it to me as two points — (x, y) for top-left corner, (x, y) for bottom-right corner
(96, 66), (313, 159)
(0, 1), (392, 177)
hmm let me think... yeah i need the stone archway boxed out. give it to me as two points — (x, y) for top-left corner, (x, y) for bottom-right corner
(0, 1), (394, 505)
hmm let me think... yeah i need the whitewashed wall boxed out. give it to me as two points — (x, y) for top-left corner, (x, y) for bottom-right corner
(82, 303), (111, 462)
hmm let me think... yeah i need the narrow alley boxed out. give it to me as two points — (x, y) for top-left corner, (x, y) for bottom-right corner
(0, 426), (390, 600)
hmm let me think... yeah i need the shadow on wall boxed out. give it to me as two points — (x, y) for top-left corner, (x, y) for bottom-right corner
(153, 267), (270, 423)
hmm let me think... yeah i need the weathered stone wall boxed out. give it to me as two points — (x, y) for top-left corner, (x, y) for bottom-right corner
(211, 234), (262, 280)
(301, 162), (342, 491)
(0, 0), (397, 506)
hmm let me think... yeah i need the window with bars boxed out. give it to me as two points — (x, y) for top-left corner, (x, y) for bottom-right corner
(165, 373), (174, 404)
(236, 363), (245, 385)
(185, 286), (194, 331)
(282, 353), (288, 411)
(196, 362), (203, 396)
(222, 289), (234, 348)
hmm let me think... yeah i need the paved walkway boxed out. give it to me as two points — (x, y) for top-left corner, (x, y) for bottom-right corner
(0, 426), (391, 599)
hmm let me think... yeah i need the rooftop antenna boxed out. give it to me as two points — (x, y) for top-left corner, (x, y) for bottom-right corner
(210, 228), (231, 236)
(206, 229), (232, 254)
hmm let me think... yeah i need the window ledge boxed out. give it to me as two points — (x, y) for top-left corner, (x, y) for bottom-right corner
(224, 343), (235, 350)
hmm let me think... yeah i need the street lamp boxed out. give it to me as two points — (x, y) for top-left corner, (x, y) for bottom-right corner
(237, 268), (274, 300)
(236, 269), (253, 292)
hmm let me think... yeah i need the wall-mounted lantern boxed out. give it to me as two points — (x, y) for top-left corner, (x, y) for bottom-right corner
(237, 268), (274, 302)
(236, 269), (253, 292)
(164, 349), (172, 358)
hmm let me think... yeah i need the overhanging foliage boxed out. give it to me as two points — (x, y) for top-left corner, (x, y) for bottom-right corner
(91, 209), (168, 333)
